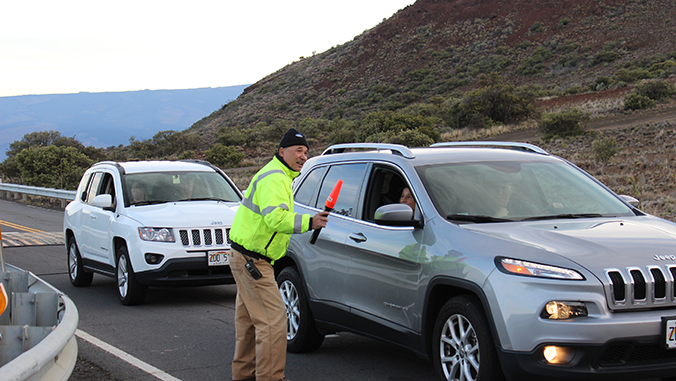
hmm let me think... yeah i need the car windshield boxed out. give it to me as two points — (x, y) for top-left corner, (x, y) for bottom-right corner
(417, 160), (635, 222)
(123, 171), (241, 206)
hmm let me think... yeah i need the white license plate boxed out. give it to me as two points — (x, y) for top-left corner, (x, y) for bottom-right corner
(663, 317), (676, 349)
(207, 250), (230, 266)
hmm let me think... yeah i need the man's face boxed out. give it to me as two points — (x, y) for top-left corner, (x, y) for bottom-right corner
(280, 145), (308, 172)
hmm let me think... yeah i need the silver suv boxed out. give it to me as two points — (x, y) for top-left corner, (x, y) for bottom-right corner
(64, 160), (242, 305)
(275, 142), (676, 381)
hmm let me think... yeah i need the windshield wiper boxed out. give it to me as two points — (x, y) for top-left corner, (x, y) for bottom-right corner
(520, 213), (604, 221)
(446, 214), (512, 223)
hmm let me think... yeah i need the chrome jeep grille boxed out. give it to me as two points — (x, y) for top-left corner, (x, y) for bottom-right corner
(604, 265), (676, 310)
(179, 228), (231, 248)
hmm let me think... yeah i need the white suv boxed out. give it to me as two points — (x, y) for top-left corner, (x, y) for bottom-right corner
(64, 160), (242, 305)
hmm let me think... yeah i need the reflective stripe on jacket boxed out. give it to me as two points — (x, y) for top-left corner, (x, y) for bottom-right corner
(230, 155), (311, 263)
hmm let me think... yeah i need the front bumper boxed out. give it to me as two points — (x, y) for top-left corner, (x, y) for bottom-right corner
(134, 257), (234, 286)
(499, 337), (676, 381)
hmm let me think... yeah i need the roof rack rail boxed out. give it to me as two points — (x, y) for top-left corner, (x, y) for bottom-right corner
(430, 141), (549, 155)
(322, 143), (415, 159)
(92, 160), (126, 174)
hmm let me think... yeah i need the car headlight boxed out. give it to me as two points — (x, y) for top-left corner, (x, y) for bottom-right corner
(498, 258), (584, 280)
(138, 227), (175, 242)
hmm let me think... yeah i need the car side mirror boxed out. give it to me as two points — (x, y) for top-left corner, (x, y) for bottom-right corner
(619, 194), (639, 207)
(374, 204), (422, 227)
(93, 194), (113, 210)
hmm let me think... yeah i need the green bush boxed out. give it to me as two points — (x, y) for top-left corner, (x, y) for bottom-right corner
(539, 108), (588, 139)
(447, 80), (537, 129)
(205, 144), (244, 168)
(634, 79), (676, 102)
(592, 138), (620, 164)
(624, 93), (656, 110)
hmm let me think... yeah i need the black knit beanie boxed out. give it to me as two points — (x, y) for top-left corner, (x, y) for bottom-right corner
(279, 128), (308, 149)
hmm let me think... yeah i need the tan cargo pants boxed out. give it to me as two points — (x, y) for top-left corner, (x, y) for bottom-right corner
(230, 249), (287, 381)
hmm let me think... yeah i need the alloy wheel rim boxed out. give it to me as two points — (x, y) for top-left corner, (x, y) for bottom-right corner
(280, 280), (300, 340)
(117, 255), (129, 298)
(440, 313), (480, 381)
(68, 245), (78, 281)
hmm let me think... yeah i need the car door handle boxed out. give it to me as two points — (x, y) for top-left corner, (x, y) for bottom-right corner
(349, 232), (367, 243)
(90, 215), (97, 220)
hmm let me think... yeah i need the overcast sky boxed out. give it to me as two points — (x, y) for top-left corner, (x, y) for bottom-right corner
(1, 1), (415, 97)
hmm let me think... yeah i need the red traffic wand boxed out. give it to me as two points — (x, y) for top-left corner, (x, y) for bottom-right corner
(310, 179), (342, 244)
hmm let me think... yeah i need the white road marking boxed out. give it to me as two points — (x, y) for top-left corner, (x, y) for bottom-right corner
(75, 329), (182, 381)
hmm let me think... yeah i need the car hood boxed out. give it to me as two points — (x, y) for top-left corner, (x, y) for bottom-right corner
(123, 201), (239, 228)
(461, 216), (676, 274)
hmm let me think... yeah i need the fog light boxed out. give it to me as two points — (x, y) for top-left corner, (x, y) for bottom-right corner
(541, 301), (588, 320)
(145, 253), (164, 264)
(543, 346), (575, 364)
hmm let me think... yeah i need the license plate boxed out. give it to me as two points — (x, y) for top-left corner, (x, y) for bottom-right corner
(663, 317), (676, 349)
(207, 250), (230, 266)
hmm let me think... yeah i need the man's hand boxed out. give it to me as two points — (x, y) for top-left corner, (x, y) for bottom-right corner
(312, 211), (330, 230)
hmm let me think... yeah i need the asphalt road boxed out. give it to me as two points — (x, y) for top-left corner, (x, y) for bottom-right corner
(1, 199), (437, 381)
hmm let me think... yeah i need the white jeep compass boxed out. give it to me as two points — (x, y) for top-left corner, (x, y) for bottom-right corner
(64, 160), (242, 305)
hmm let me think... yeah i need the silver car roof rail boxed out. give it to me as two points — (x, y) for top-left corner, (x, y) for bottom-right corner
(430, 141), (549, 155)
(322, 143), (415, 159)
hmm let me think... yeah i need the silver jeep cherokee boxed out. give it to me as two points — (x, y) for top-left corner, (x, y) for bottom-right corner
(273, 142), (676, 381)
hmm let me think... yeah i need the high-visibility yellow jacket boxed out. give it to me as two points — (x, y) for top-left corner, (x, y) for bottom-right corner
(230, 155), (311, 263)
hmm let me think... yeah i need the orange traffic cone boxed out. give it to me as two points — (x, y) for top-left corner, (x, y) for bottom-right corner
(0, 283), (7, 315)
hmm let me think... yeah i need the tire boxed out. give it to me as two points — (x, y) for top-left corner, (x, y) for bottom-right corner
(433, 296), (504, 381)
(67, 237), (93, 287)
(116, 245), (148, 305)
(277, 266), (324, 353)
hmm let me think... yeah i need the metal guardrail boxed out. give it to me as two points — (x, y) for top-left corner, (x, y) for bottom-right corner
(0, 183), (76, 208)
(0, 264), (79, 381)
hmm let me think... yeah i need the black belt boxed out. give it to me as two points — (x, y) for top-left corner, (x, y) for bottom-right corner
(231, 242), (272, 263)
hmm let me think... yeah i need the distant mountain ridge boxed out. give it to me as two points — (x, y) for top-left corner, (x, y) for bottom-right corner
(0, 85), (248, 160)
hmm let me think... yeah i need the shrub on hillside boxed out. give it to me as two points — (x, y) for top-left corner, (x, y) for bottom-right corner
(446, 79), (537, 129)
(359, 111), (438, 142)
(539, 108), (588, 139)
(592, 138), (620, 164)
(624, 93), (656, 110)
(205, 144), (244, 169)
(634, 79), (676, 102)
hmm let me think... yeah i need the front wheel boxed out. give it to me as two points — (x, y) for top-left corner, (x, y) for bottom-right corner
(433, 296), (504, 381)
(277, 266), (324, 353)
(116, 246), (148, 305)
(68, 237), (93, 287)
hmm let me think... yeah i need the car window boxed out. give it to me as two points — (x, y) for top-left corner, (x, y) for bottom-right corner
(123, 171), (241, 206)
(78, 173), (92, 202)
(100, 173), (116, 206)
(316, 163), (367, 217)
(363, 165), (410, 221)
(418, 160), (633, 221)
(295, 165), (328, 207)
(85, 172), (104, 204)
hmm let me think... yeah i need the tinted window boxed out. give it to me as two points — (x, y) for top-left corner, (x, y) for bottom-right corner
(295, 166), (328, 207)
(317, 163), (367, 218)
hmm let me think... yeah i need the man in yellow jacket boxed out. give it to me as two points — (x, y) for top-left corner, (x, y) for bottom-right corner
(229, 128), (329, 381)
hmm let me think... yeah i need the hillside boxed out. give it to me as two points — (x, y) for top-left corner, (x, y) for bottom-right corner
(189, 0), (676, 142)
